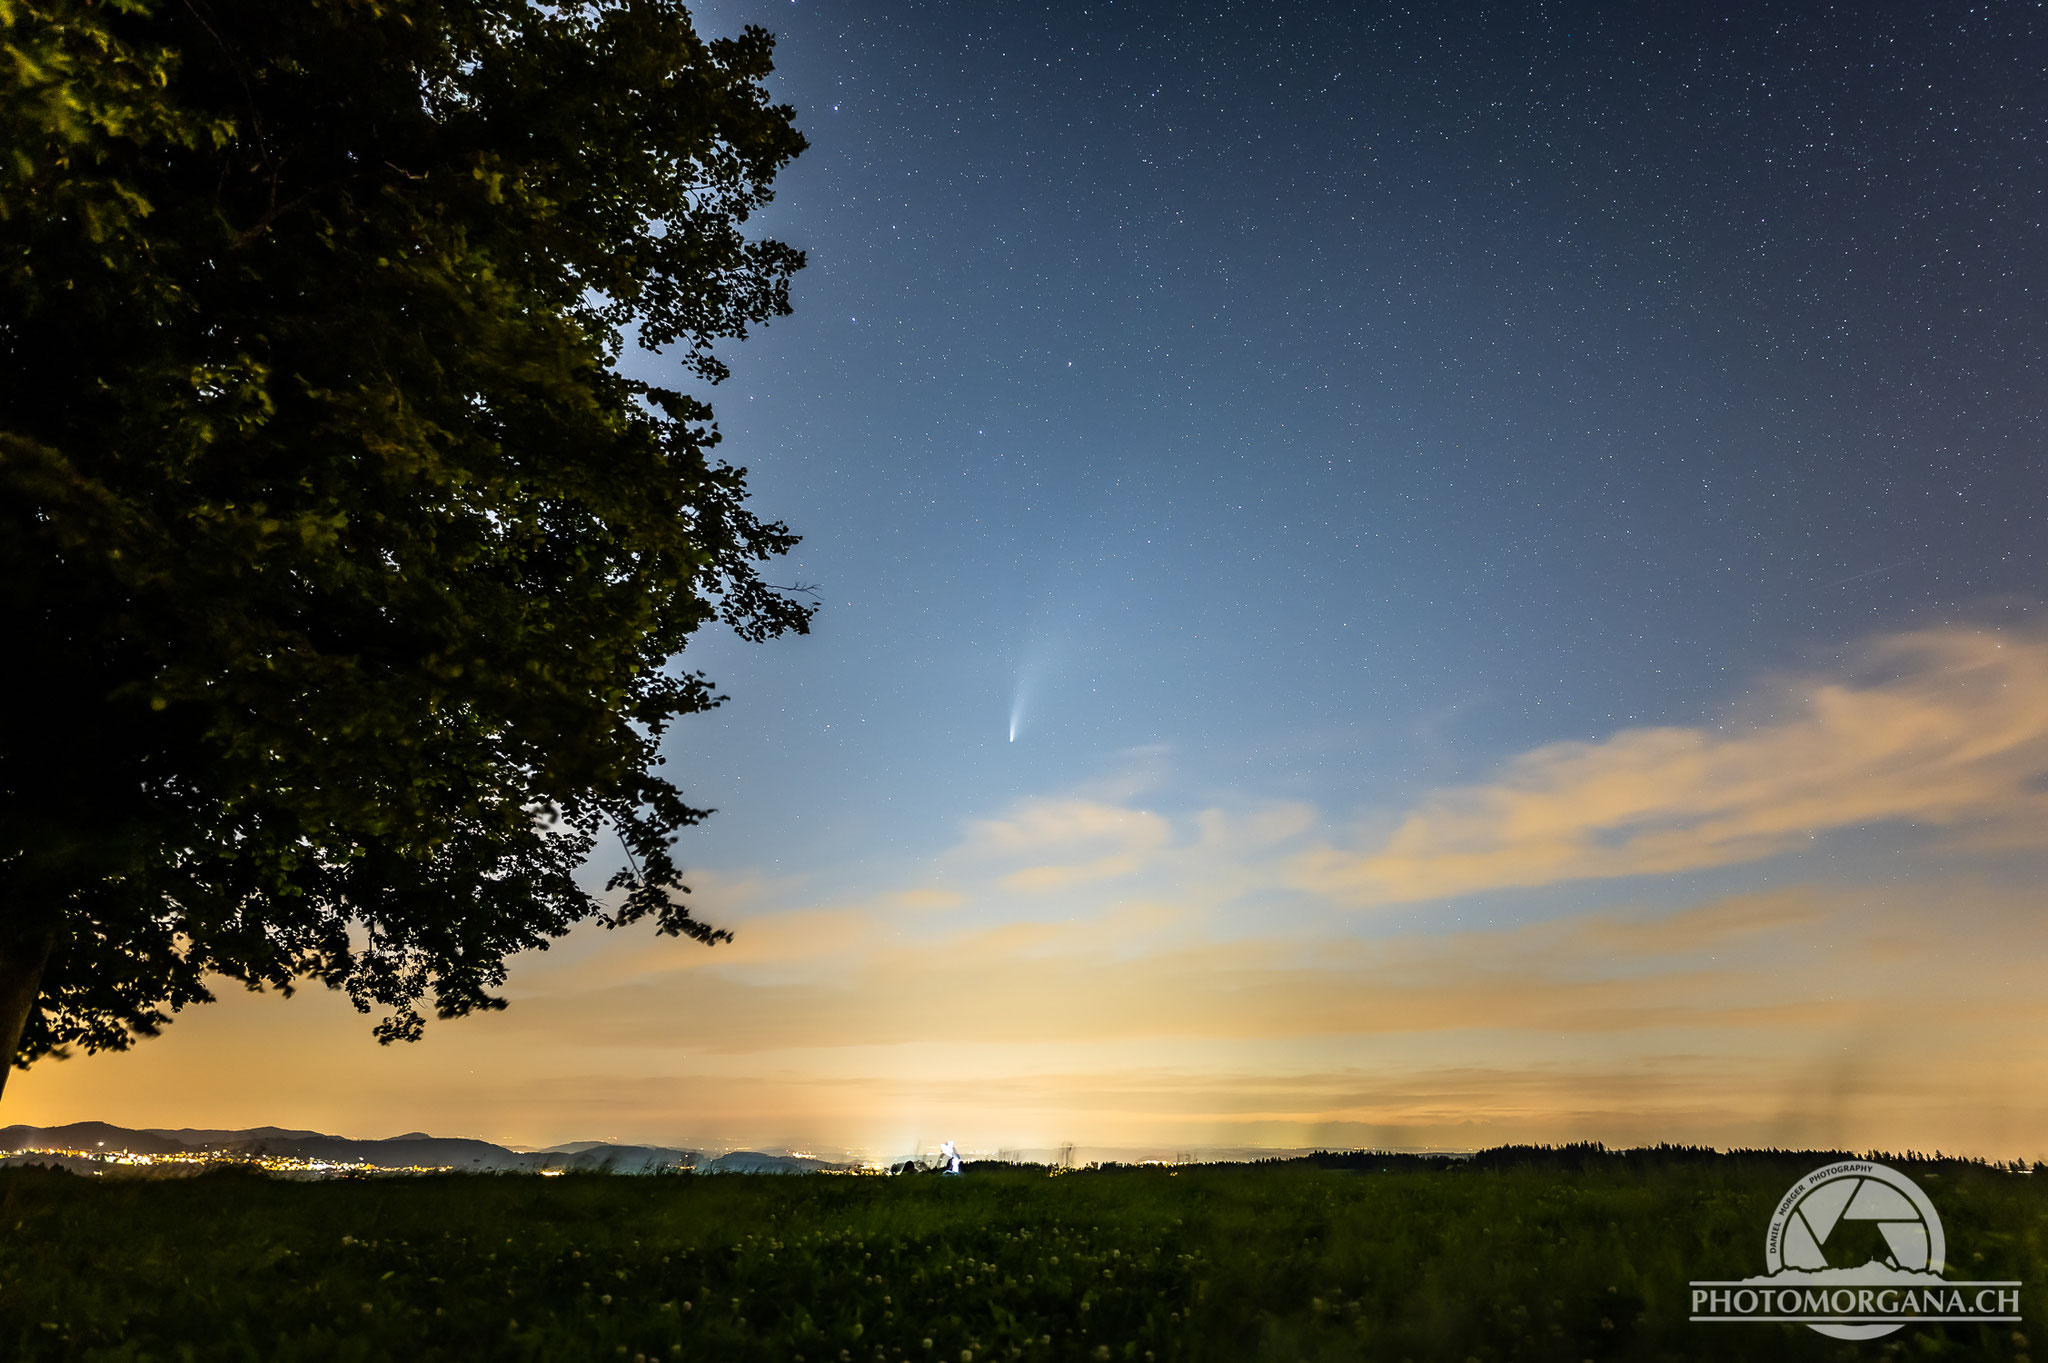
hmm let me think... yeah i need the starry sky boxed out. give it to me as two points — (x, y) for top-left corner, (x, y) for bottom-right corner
(16, 0), (2048, 1159)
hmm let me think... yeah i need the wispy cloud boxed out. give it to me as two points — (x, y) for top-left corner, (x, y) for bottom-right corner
(1295, 629), (2048, 902)
(961, 798), (1173, 891)
(37, 873), (2044, 1154)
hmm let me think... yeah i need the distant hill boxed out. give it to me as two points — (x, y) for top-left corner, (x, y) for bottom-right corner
(145, 1126), (327, 1146)
(0, 1122), (707, 1173)
(0, 1122), (188, 1156)
(550, 1144), (702, 1173)
(699, 1150), (844, 1175)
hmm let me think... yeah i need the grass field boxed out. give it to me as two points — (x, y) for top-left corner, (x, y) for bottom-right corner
(1, 1151), (2041, 1362)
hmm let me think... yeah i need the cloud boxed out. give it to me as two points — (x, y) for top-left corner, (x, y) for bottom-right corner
(493, 876), (2046, 1061)
(588, 875), (2048, 1155)
(1295, 629), (2048, 902)
(960, 798), (1173, 891)
(1196, 801), (1315, 854)
(39, 873), (2044, 1155)
(895, 888), (965, 911)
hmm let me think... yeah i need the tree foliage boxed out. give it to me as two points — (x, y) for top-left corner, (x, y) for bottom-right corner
(0, 0), (810, 1072)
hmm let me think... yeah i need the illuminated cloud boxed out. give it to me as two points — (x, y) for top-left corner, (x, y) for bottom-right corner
(22, 876), (2048, 1156)
(1196, 801), (1315, 853)
(1296, 629), (2048, 902)
(961, 798), (1173, 891)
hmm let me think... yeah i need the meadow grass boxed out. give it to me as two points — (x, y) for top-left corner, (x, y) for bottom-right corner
(1, 1154), (2042, 1361)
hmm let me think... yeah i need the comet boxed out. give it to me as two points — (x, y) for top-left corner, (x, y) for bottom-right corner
(1008, 634), (1059, 743)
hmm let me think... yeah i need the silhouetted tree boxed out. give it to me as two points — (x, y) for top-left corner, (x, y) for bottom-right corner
(0, 0), (810, 1100)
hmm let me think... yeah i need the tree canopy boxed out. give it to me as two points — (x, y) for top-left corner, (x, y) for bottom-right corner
(0, 0), (811, 1095)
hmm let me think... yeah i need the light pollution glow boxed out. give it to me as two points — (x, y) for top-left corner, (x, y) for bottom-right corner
(12, 626), (2048, 1161)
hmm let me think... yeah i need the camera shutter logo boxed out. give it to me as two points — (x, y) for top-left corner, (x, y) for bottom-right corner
(1690, 1161), (2022, 1340)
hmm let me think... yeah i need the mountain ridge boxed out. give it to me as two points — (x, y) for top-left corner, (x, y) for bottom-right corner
(0, 1121), (715, 1173)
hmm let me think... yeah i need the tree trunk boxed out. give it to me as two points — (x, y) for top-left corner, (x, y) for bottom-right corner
(0, 927), (54, 1110)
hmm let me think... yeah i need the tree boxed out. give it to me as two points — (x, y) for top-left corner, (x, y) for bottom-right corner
(0, 0), (812, 1103)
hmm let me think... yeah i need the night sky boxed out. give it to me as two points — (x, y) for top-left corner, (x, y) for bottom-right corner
(18, 1), (2048, 1158)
